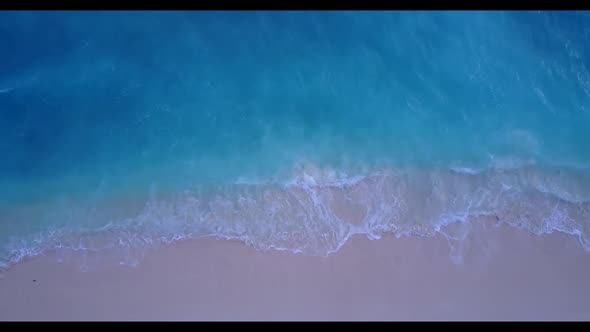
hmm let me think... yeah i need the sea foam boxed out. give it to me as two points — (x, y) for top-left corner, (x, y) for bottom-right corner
(1, 165), (589, 270)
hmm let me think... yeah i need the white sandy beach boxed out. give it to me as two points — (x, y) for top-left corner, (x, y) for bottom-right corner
(1, 220), (589, 321)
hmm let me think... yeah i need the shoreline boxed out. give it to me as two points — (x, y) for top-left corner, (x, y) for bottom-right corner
(1, 222), (590, 320)
(3, 165), (590, 270)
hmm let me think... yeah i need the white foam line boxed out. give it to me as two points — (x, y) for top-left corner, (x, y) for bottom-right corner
(3, 167), (590, 269)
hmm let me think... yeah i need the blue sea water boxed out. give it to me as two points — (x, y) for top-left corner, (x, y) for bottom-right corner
(1, 11), (590, 269)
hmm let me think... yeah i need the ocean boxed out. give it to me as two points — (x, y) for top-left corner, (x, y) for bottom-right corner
(1, 11), (590, 269)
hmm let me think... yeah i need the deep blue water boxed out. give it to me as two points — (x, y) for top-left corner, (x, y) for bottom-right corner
(1, 11), (590, 268)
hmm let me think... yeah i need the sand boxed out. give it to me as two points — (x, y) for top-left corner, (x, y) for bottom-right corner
(1, 221), (590, 321)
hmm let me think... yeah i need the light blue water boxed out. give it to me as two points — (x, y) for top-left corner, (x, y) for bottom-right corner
(1, 11), (590, 269)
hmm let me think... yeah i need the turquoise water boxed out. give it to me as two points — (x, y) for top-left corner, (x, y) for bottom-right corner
(1, 11), (590, 268)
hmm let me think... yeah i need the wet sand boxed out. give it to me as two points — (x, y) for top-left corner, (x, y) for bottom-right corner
(1, 222), (590, 321)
